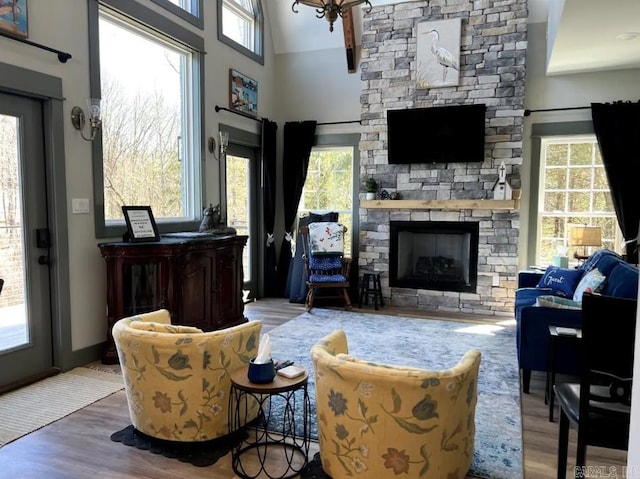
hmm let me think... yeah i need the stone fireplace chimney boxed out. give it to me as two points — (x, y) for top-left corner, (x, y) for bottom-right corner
(358, 0), (527, 315)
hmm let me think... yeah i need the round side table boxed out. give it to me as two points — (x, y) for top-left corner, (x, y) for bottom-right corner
(229, 367), (311, 479)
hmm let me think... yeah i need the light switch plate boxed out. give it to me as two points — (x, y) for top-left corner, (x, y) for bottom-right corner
(72, 198), (90, 214)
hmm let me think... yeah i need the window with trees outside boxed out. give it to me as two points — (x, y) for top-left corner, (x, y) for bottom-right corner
(298, 147), (354, 256)
(537, 136), (622, 265)
(98, 6), (202, 229)
(218, 0), (263, 64)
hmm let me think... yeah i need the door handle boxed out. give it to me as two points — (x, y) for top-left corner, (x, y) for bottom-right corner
(38, 255), (51, 265)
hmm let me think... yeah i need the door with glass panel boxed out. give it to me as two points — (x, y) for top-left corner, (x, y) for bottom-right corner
(225, 144), (258, 300)
(0, 93), (53, 387)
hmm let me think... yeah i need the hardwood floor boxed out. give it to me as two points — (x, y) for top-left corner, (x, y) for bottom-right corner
(0, 299), (627, 478)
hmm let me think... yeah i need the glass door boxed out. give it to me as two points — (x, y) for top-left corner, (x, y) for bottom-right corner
(0, 93), (53, 388)
(224, 143), (258, 300)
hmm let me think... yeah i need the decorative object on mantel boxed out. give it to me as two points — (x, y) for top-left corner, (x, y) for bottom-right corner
(365, 177), (378, 200)
(492, 161), (513, 200)
(416, 18), (461, 88)
(199, 203), (236, 235)
(378, 189), (390, 200)
(389, 191), (401, 200)
(291, 0), (372, 33)
(0, 0), (28, 38)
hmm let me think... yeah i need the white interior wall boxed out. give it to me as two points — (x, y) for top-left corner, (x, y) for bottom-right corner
(0, 0), (277, 351)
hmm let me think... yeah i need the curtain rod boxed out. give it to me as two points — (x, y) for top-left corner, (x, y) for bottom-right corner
(215, 105), (264, 123)
(317, 119), (361, 126)
(524, 106), (590, 116)
(0, 32), (72, 63)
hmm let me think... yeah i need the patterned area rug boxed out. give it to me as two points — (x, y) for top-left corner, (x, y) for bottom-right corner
(266, 309), (523, 479)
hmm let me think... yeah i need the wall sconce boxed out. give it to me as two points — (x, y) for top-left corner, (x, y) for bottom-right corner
(208, 131), (229, 160)
(71, 98), (102, 141)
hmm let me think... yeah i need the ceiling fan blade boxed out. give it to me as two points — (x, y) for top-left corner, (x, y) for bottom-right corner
(342, 8), (356, 73)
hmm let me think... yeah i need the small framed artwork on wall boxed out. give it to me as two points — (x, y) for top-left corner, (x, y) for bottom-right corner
(0, 0), (28, 38)
(229, 69), (258, 116)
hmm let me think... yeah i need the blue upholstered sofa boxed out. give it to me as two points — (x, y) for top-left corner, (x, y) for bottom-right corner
(515, 249), (639, 393)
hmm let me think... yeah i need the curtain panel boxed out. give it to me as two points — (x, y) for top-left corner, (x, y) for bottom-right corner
(277, 121), (317, 295)
(591, 101), (640, 263)
(261, 119), (278, 296)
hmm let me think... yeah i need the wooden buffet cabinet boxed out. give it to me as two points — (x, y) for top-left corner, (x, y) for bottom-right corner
(98, 234), (248, 364)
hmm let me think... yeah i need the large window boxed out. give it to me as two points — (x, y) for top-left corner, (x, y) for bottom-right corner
(537, 136), (621, 264)
(298, 146), (354, 256)
(92, 1), (204, 236)
(218, 0), (263, 64)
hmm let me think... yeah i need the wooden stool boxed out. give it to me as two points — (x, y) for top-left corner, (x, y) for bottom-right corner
(358, 269), (384, 310)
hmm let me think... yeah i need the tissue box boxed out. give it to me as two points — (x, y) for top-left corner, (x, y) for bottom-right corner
(552, 255), (569, 268)
(247, 358), (275, 384)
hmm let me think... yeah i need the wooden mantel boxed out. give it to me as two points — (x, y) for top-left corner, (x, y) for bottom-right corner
(361, 199), (519, 210)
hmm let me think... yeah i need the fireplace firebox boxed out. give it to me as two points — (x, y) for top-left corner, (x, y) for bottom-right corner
(389, 221), (479, 293)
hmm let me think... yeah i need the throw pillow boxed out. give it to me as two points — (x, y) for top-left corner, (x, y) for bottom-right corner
(572, 269), (606, 302)
(535, 295), (582, 310)
(536, 266), (584, 298)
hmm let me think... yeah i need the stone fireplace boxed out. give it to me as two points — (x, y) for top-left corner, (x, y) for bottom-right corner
(390, 221), (479, 293)
(357, 0), (527, 315)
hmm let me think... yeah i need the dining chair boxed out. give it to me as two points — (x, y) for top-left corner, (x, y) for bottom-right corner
(555, 292), (637, 478)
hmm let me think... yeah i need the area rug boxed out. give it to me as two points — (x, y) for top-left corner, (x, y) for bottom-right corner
(0, 366), (124, 447)
(265, 309), (523, 479)
(110, 424), (247, 467)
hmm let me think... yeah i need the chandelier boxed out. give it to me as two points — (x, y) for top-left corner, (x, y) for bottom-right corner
(291, 1), (373, 32)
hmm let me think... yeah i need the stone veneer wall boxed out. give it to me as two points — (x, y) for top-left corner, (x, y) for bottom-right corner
(358, 0), (527, 315)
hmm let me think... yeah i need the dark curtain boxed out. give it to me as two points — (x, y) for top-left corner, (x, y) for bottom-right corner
(262, 119), (278, 296)
(276, 121), (317, 295)
(591, 102), (640, 263)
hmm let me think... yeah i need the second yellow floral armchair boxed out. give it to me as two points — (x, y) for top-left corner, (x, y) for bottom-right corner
(112, 309), (261, 442)
(310, 330), (481, 479)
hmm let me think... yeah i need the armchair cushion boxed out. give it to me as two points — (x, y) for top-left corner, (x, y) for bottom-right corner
(601, 262), (639, 299)
(308, 255), (343, 270)
(536, 266), (584, 298)
(113, 310), (262, 442)
(311, 330), (481, 479)
(309, 273), (347, 283)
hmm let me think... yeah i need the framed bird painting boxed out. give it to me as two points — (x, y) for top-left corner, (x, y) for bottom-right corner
(416, 18), (461, 89)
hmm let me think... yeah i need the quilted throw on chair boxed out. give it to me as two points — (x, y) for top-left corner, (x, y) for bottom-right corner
(308, 222), (344, 256)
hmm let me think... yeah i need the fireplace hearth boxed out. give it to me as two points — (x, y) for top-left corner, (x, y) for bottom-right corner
(389, 221), (479, 293)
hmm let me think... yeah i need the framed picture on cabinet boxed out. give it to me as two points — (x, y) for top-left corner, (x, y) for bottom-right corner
(0, 0), (28, 38)
(122, 206), (160, 242)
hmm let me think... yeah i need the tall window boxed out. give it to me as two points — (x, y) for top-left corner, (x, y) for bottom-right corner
(218, 0), (263, 64)
(298, 147), (354, 255)
(537, 136), (621, 264)
(95, 4), (203, 233)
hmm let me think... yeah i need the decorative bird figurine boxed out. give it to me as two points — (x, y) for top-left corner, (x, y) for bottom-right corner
(424, 29), (459, 82)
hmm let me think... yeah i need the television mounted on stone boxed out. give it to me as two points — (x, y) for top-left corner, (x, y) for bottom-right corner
(387, 104), (486, 164)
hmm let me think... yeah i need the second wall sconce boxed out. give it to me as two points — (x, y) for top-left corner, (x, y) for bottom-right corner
(71, 98), (102, 141)
(208, 130), (229, 160)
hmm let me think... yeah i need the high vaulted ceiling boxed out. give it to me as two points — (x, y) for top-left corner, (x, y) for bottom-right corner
(267, 0), (640, 75)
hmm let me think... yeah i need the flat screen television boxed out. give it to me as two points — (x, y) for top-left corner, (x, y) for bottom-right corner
(387, 104), (486, 164)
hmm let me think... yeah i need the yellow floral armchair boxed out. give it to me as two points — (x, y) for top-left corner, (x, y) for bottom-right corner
(112, 309), (261, 442)
(310, 330), (481, 479)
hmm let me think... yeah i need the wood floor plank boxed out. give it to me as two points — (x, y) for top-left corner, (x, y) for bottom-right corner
(0, 300), (628, 478)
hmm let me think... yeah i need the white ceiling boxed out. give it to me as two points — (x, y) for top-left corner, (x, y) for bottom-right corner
(267, 0), (640, 75)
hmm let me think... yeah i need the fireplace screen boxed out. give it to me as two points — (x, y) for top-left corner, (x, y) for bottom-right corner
(390, 221), (479, 293)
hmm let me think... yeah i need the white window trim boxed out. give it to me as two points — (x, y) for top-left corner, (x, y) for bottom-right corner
(217, 0), (264, 65)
